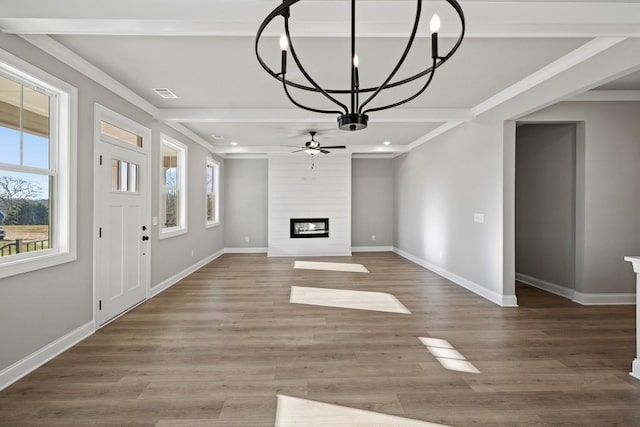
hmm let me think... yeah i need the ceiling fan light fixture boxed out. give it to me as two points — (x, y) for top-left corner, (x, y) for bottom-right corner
(255, 0), (465, 132)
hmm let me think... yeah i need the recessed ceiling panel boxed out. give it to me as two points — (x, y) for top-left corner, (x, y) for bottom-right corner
(54, 35), (588, 109)
(184, 121), (443, 149)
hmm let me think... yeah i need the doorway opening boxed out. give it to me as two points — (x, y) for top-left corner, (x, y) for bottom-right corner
(514, 123), (579, 302)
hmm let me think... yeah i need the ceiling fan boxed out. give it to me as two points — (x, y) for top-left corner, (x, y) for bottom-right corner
(282, 131), (346, 155)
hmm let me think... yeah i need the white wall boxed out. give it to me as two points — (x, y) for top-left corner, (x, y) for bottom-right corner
(223, 159), (268, 250)
(352, 158), (394, 249)
(522, 101), (640, 298)
(268, 155), (351, 256)
(394, 119), (515, 306)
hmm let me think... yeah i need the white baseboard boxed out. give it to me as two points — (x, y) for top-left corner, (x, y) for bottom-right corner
(393, 247), (518, 307)
(631, 359), (640, 381)
(268, 251), (353, 257)
(516, 273), (635, 305)
(515, 273), (575, 300)
(150, 249), (224, 298)
(224, 247), (268, 254)
(351, 246), (394, 252)
(572, 291), (636, 305)
(0, 321), (94, 392)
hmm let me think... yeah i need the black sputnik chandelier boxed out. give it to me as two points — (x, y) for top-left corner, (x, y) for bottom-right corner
(255, 0), (465, 131)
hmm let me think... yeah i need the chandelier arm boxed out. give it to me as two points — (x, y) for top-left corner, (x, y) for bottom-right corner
(281, 72), (345, 115)
(363, 58), (437, 114)
(357, 0), (422, 114)
(284, 18), (349, 115)
(255, 0), (464, 96)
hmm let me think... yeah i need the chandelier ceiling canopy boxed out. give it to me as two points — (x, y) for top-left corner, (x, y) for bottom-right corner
(255, 0), (466, 131)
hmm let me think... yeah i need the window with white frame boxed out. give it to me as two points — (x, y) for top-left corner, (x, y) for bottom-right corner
(205, 158), (220, 227)
(159, 134), (187, 238)
(0, 50), (77, 279)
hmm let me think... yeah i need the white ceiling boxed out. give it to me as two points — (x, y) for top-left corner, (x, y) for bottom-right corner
(2, 0), (640, 156)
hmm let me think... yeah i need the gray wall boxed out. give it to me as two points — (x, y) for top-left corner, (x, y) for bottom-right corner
(223, 159), (268, 249)
(394, 119), (508, 301)
(522, 102), (640, 295)
(515, 124), (576, 290)
(150, 130), (225, 288)
(0, 33), (223, 372)
(352, 158), (394, 247)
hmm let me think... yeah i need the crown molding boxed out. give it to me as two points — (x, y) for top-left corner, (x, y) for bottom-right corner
(568, 90), (640, 102)
(18, 34), (157, 116)
(3, 2), (640, 38)
(155, 108), (474, 124)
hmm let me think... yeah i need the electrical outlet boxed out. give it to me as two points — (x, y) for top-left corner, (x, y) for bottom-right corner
(191, 249), (195, 257)
(474, 213), (485, 224)
(245, 236), (250, 243)
(371, 235), (376, 241)
(152, 216), (158, 226)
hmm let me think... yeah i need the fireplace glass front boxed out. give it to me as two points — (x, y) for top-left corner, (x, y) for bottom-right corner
(290, 218), (329, 238)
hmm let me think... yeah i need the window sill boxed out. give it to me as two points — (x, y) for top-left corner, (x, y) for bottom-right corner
(159, 226), (188, 240)
(205, 221), (220, 229)
(0, 250), (77, 279)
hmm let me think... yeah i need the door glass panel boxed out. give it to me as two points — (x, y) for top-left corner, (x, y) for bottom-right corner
(101, 121), (143, 148)
(120, 161), (129, 192)
(129, 163), (138, 193)
(110, 159), (139, 193)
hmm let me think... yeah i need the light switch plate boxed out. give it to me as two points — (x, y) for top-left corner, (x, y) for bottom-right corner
(474, 213), (485, 223)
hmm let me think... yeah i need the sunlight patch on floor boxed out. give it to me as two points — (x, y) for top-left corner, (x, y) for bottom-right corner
(290, 286), (411, 314)
(275, 395), (449, 427)
(294, 261), (370, 273)
(419, 337), (480, 374)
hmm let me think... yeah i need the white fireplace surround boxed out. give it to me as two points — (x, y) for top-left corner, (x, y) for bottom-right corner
(268, 155), (351, 256)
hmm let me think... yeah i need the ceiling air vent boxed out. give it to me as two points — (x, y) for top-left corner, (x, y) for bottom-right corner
(152, 87), (178, 99)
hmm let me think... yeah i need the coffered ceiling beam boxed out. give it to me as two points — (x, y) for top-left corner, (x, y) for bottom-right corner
(2, 2), (640, 38)
(568, 90), (640, 102)
(155, 108), (474, 124)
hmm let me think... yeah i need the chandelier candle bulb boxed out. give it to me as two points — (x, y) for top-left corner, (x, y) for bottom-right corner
(431, 15), (440, 59)
(279, 34), (288, 51)
(430, 14), (441, 33)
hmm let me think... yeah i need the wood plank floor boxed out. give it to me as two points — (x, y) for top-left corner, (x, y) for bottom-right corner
(1, 252), (638, 426)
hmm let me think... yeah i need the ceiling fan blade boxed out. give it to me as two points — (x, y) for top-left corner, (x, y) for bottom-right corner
(281, 145), (305, 148)
(320, 145), (346, 149)
(320, 149), (331, 154)
(291, 149), (307, 153)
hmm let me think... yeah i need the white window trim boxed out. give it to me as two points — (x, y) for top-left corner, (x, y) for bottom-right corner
(159, 134), (188, 240)
(205, 157), (220, 228)
(0, 48), (77, 279)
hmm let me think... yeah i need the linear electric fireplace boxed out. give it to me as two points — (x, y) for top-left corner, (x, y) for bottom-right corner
(290, 218), (329, 238)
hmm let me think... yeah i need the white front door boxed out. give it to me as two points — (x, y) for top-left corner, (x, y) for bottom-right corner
(96, 132), (149, 325)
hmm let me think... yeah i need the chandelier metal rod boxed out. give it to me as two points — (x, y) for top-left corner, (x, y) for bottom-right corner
(283, 18), (348, 114)
(358, 0), (422, 114)
(365, 57), (437, 114)
(350, 0), (356, 115)
(281, 69), (344, 115)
